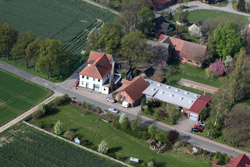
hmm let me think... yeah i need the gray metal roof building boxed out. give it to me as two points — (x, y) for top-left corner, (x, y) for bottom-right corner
(143, 79), (200, 109)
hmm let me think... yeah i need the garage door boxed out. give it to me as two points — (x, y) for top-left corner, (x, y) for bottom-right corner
(189, 113), (198, 121)
(94, 84), (100, 91)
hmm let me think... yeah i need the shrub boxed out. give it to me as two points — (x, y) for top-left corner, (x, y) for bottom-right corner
(132, 68), (138, 77)
(53, 94), (71, 106)
(95, 107), (102, 114)
(121, 71), (126, 79)
(130, 120), (137, 131)
(98, 140), (109, 154)
(32, 110), (44, 119)
(63, 130), (74, 140)
(148, 124), (156, 137)
(54, 120), (63, 135)
(24, 115), (32, 122)
(155, 131), (169, 144)
(85, 103), (92, 110)
(168, 130), (179, 144)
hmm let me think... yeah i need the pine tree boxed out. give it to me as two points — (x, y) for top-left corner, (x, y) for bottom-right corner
(237, 0), (245, 11)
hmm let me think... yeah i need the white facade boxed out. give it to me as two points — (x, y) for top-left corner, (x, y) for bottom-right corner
(79, 73), (110, 94)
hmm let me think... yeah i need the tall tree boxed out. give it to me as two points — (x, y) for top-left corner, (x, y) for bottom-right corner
(213, 21), (243, 60)
(137, 7), (155, 35)
(11, 31), (36, 65)
(54, 120), (63, 135)
(174, 7), (189, 24)
(98, 140), (109, 154)
(121, 31), (153, 65)
(237, 0), (246, 11)
(228, 47), (250, 104)
(0, 23), (18, 59)
(25, 38), (43, 68)
(35, 39), (70, 78)
(223, 104), (250, 147)
(86, 29), (101, 52)
(97, 23), (123, 55)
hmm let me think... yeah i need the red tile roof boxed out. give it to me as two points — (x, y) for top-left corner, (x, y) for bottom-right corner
(158, 34), (207, 63)
(115, 77), (149, 102)
(189, 95), (212, 114)
(79, 51), (112, 80)
(225, 154), (250, 167)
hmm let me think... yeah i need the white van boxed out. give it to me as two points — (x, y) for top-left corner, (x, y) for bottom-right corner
(122, 101), (130, 108)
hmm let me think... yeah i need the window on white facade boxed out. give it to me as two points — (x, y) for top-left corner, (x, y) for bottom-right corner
(87, 77), (89, 79)
(82, 75), (84, 79)
(82, 81), (84, 85)
(98, 79), (100, 82)
(93, 78), (95, 81)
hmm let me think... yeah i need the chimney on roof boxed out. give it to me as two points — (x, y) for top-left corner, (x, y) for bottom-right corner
(109, 61), (115, 93)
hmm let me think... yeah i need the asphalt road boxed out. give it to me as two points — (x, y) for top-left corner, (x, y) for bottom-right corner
(0, 61), (249, 158)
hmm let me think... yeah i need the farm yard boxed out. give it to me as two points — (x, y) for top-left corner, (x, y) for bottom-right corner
(0, 124), (122, 167)
(0, 69), (52, 126)
(30, 104), (211, 167)
(0, 0), (114, 81)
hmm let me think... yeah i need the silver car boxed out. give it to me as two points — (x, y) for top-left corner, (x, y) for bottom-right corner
(108, 107), (119, 114)
(106, 97), (116, 103)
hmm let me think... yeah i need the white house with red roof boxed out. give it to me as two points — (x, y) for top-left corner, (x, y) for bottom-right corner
(79, 51), (120, 94)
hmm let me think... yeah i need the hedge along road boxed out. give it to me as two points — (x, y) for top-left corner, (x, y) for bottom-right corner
(0, 61), (249, 158)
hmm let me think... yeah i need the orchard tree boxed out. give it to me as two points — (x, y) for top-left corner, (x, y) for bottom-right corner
(155, 131), (170, 144)
(86, 29), (101, 52)
(35, 38), (70, 78)
(119, 112), (127, 124)
(98, 140), (109, 154)
(213, 21), (243, 60)
(208, 59), (228, 76)
(0, 23), (18, 59)
(137, 7), (155, 35)
(54, 120), (63, 135)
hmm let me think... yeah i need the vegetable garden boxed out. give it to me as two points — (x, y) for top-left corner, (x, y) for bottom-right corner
(0, 124), (121, 167)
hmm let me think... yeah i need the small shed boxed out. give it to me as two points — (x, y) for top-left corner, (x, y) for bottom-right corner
(74, 137), (80, 145)
(130, 157), (139, 163)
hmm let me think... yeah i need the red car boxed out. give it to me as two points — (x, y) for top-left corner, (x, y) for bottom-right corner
(194, 124), (204, 130)
(73, 81), (79, 87)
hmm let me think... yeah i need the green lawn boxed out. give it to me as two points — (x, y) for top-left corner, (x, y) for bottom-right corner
(0, 0), (114, 82)
(30, 104), (211, 167)
(187, 10), (249, 25)
(165, 63), (223, 95)
(0, 69), (52, 126)
(0, 124), (122, 167)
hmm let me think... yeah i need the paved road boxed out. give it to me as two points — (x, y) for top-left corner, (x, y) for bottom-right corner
(0, 92), (61, 133)
(160, 1), (250, 17)
(83, 0), (120, 16)
(0, 61), (249, 158)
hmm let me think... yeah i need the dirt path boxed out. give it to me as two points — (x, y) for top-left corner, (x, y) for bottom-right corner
(178, 78), (219, 94)
(0, 91), (62, 133)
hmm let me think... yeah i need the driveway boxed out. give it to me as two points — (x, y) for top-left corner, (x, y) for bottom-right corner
(174, 114), (195, 132)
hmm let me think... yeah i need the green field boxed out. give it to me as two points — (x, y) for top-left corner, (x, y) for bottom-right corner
(187, 10), (249, 25)
(0, 0), (114, 81)
(30, 104), (211, 167)
(0, 124), (122, 167)
(0, 69), (52, 126)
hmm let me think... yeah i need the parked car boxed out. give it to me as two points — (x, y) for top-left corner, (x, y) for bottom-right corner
(73, 81), (79, 87)
(106, 97), (116, 103)
(191, 128), (203, 133)
(196, 121), (205, 127)
(108, 107), (119, 114)
(194, 124), (204, 130)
